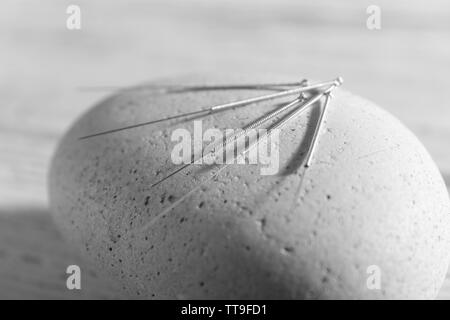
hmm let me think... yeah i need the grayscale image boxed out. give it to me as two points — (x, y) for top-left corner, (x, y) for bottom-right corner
(1, 0), (450, 301)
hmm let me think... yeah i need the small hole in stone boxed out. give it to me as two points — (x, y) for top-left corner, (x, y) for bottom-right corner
(283, 246), (294, 254)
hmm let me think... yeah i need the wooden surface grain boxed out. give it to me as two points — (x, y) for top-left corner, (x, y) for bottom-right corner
(1, 0), (449, 299)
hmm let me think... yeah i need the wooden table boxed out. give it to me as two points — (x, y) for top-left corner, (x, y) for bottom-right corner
(1, 0), (449, 299)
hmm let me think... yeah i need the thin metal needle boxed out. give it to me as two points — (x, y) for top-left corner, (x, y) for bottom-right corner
(207, 79), (337, 113)
(303, 77), (342, 168)
(78, 79), (340, 140)
(290, 76), (343, 211)
(160, 82), (305, 93)
(304, 93), (332, 168)
(77, 81), (307, 93)
(78, 109), (208, 140)
(138, 87), (337, 232)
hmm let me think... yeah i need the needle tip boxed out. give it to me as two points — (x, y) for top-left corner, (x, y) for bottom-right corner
(335, 76), (344, 86)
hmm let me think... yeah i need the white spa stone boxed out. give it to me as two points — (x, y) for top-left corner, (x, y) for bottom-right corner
(49, 75), (450, 299)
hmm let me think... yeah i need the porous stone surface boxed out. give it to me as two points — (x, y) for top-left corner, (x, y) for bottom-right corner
(49, 75), (450, 299)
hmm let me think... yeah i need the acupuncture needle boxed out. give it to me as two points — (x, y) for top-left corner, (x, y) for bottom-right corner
(77, 81), (306, 93)
(304, 77), (342, 169)
(160, 82), (305, 93)
(304, 91), (333, 168)
(78, 79), (340, 140)
(138, 84), (341, 232)
(290, 77), (342, 210)
(150, 80), (310, 188)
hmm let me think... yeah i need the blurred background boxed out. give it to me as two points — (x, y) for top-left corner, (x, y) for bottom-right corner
(0, 0), (449, 299)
